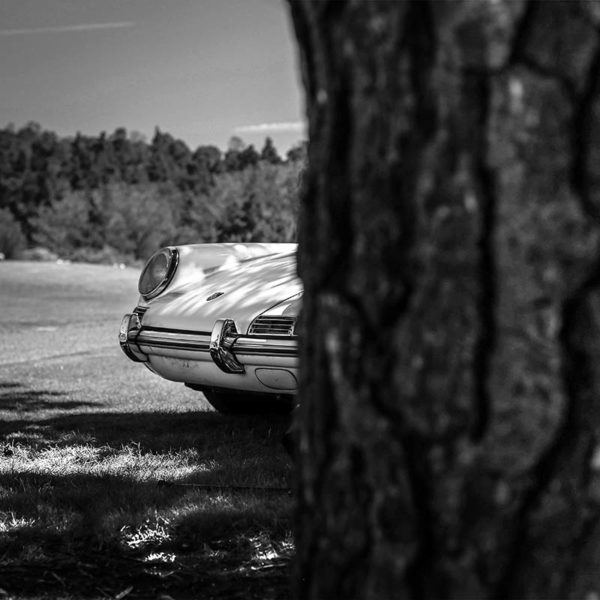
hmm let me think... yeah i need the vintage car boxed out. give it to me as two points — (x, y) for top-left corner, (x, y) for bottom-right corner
(119, 243), (301, 413)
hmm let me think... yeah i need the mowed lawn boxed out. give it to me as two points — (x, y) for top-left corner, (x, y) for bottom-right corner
(0, 261), (294, 600)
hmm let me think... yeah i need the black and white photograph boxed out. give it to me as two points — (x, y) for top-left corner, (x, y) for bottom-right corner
(2, 1), (600, 599)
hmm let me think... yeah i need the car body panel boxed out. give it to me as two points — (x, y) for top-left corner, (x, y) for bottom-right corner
(139, 243), (297, 301)
(141, 251), (300, 334)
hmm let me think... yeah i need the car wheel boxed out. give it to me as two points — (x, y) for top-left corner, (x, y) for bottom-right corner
(203, 389), (295, 415)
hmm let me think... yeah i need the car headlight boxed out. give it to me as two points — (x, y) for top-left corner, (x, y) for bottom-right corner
(138, 247), (179, 300)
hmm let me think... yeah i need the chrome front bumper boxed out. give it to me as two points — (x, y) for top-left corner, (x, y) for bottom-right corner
(119, 313), (298, 374)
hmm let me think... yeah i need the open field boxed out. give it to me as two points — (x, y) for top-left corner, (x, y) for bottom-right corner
(0, 261), (293, 599)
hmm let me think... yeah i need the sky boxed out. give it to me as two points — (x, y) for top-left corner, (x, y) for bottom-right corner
(0, 0), (306, 154)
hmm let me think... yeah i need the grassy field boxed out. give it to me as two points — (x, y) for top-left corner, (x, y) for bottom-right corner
(0, 261), (294, 599)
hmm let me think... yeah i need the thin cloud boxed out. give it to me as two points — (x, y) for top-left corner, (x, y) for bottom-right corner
(0, 22), (135, 37)
(235, 122), (305, 134)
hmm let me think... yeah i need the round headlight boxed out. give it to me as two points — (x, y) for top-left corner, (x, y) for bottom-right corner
(138, 247), (179, 300)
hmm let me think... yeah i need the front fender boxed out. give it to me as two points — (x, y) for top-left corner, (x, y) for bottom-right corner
(136, 243), (297, 308)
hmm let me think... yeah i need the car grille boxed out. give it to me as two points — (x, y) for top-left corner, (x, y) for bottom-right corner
(248, 316), (296, 336)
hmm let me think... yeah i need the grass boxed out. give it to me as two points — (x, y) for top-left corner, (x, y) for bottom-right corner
(0, 261), (294, 599)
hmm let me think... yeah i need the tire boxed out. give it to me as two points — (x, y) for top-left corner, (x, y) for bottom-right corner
(203, 389), (295, 415)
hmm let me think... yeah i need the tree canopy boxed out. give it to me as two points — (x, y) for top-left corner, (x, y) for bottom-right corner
(0, 124), (305, 262)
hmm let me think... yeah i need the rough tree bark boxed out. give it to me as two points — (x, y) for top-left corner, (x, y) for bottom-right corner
(287, 1), (600, 598)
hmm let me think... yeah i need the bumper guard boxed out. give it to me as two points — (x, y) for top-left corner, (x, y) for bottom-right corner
(209, 319), (245, 374)
(119, 313), (147, 363)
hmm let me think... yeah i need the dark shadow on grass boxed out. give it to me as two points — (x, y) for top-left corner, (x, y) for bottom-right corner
(0, 382), (99, 412)
(0, 396), (98, 411)
(0, 408), (293, 598)
(0, 472), (292, 598)
(0, 409), (290, 451)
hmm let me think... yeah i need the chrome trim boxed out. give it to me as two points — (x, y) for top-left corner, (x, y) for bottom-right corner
(133, 329), (298, 358)
(119, 313), (148, 363)
(210, 319), (245, 374)
(234, 337), (298, 357)
(136, 328), (211, 351)
(121, 319), (299, 365)
(248, 316), (296, 336)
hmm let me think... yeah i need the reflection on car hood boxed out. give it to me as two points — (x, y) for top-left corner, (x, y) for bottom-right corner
(141, 252), (302, 334)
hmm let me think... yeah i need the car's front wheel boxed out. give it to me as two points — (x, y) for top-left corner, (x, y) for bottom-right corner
(202, 389), (295, 415)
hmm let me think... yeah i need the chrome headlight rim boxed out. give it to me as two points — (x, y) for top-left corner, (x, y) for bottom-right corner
(138, 247), (179, 301)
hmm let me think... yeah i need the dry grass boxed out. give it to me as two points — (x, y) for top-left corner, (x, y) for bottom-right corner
(0, 261), (295, 599)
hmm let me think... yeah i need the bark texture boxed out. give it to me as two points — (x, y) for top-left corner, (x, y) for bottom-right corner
(288, 1), (600, 598)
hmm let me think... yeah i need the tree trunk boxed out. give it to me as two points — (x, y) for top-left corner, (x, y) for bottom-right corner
(287, 1), (600, 598)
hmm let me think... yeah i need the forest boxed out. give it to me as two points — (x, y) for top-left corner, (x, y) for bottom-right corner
(0, 122), (304, 264)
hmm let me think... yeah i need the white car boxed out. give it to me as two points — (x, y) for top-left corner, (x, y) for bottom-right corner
(120, 243), (300, 413)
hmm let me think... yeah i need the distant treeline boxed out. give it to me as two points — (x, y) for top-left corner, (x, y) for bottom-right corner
(0, 122), (305, 263)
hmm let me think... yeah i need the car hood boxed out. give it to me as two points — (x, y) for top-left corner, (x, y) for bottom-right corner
(140, 252), (302, 334)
